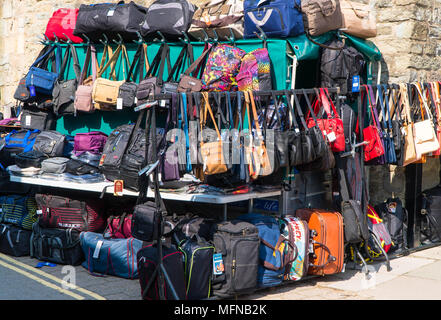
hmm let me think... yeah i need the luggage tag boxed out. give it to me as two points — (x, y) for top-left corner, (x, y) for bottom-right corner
(352, 76), (360, 93)
(93, 240), (104, 259)
(116, 98), (123, 110)
(213, 253), (224, 275)
(29, 74), (36, 97)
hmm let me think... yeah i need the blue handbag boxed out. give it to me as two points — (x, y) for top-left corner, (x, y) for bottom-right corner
(243, 0), (304, 39)
(378, 85), (397, 164)
(238, 213), (294, 288)
(25, 45), (61, 96)
(80, 232), (143, 279)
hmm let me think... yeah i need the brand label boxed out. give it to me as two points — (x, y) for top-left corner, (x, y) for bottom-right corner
(93, 240), (104, 259)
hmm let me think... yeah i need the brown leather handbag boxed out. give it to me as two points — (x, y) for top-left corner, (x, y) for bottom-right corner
(340, 0), (376, 39)
(199, 92), (228, 175)
(295, 208), (344, 276)
(178, 46), (212, 93)
(302, 0), (344, 37)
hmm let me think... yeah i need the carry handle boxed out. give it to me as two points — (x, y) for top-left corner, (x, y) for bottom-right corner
(309, 240), (337, 269)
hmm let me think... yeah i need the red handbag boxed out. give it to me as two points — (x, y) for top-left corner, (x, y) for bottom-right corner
(306, 88), (345, 152)
(44, 8), (83, 43)
(105, 213), (133, 239)
(362, 86), (385, 162)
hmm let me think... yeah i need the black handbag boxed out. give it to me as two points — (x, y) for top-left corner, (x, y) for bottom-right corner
(52, 43), (81, 116)
(73, 1), (148, 42)
(378, 85), (397, 165)
(20, 105), (56, 131)
(14, 150), (48, 168)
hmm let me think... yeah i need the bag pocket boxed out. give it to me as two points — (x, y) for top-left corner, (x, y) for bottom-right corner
(245, 5), (288, 37)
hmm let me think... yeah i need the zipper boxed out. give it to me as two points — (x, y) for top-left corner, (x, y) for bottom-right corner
(248, 6), (285, 30)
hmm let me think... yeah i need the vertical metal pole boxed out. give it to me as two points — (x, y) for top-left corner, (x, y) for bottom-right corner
(405, 163), (422, 248)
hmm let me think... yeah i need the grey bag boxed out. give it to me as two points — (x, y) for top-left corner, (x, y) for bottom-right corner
(41, 157), (70, 174)
(302, 0), (344, 36)
(20, 107), (56, 131)
(210, 220), (260, 298)
(33, 130), (66, 157)
(52, 44), (81, 116)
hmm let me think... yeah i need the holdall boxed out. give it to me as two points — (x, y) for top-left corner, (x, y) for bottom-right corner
(141, 0), (196, 39)
(237, 48), (273, 92)
(25, 45), (61, 96)
(0, 223), (32, 257)
(301, 0), (344, 37)
(238, 213), (296, 288)
(74, 44), (98, 114)
(14, 150), (48, 169)
(243, 0), (304, 39)
(201, 44), (246, 92)
(35, 194), (106, 233)
(179, 235), (215, 300)
(30, 222), (84, 265)
(0, 129), (41, 168)
(32, 130), (66, 158)
(189, 0), (244, 40)
(45, 8), (84, 43)
(73, 1), (148, 42)
(210, 219), (260, 298)
(52, 43), (81, 116)
(20, 106), (56, 131)
(73, 131), (108, 156)
(279, 217), (310, 281)
(80, 232), (142, 279)
(340, 0), (376, 39)
(295, 208), (344, 276)
(40, 157), (70, 174)
(104, 213), (132, 239)
(137, 243), (187, 300)
(306, 88), (345, 153)
(0, 195), (38, 230)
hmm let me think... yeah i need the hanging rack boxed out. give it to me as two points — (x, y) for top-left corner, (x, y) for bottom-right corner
(254, 25), (267, 49)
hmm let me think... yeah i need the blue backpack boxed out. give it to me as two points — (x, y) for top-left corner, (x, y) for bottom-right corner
(238, 213), (293, 288)
(243, 0), (304, 39)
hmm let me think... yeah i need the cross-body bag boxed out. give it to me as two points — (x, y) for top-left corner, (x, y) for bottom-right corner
(74, 44), (98, 114)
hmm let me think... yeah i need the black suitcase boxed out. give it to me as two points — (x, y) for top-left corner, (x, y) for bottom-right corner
(137, 243), (187, 300)
(0, 223), (32, 257)
(210, 220), (260, 298)
(179, 236), (215, 300)
(30, 222), (84, 265)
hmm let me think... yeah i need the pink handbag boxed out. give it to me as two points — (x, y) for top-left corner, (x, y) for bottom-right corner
(74, 44), (97, 114)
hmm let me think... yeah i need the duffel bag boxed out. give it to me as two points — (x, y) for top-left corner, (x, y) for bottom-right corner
(238, 213), (294, 288)
(30, 222), (84, 265)
(14, 150), (48, 168)
(0, 129), (41, 167)
(179, 235), (215, 300)
(0, 223), (32, 257)
(44, 8), (84, 43)
(279, 216), (309, 281)
(137, 243), (187, 300)
(104, 212), (132, 239)
(141, 0), (196, 39)
(210, 219), (260, 298)
(73, 131), (108, 156)
(35, 194), (106, 233)
(244, 0), (304, 38)
(80, 232), (142, 279)
(32, 130), (66, 158)
(73, 1), (148, 42)
(301, 0), (344, 37)
(0, 195), (38, 230)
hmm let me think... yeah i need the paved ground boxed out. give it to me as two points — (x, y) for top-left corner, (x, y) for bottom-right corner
(1, 245), (441, 300)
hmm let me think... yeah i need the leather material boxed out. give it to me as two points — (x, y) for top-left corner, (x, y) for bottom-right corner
(340, 0), (376, 39)
(302, 0), (344, 37)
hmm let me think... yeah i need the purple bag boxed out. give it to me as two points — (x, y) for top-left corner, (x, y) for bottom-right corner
(73, 131), (108, 156)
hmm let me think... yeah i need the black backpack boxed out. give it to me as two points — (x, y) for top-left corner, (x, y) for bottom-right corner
(320, 39), (366, 97)
(141, 0), (196, 39)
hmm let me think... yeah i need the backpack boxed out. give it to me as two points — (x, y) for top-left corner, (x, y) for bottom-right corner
(201, 44), (247, 91)
(367, 205), (392, 254)
(320, 39), (366, 96)
(237, 48), (273, 92)
(32, 130), (66, 157)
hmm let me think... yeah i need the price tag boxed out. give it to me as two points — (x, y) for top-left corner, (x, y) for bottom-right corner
(160, 100), (166, 108)
(25, 116), (31, 126)
(36, 210), (42, 215)
(327, 131), (337, 142)
(107, 9), (115, 17)
(352, 75), (360, 93)
(213, 253), (224, 275)
(93, 240), (104, 259)
(114, 180), (124, 197)
(117, 98), (123, 110)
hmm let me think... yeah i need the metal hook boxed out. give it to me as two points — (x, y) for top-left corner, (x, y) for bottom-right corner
(133, 31), (144, 45)
(227, 28), (236, 46)
(155, 31), (166, 43)
(212, 29), (219, 44)
(53, 32), (59, 43)
(201, 29), (209, 44)
(254, 26), (267, 48)
(62, 33), (72, 44)
(179, 31), (190, 45)
(112, 33), (123, 45)
(99, 34), (109, 46)
(82, 34), (90, 45)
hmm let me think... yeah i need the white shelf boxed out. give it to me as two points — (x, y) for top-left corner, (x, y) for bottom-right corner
(9, 175), (281, 205)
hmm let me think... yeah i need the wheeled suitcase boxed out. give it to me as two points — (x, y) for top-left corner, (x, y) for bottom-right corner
(295, 208), (344, 276)
(0, 223), (32, 257)
(279, 216), (310, 281)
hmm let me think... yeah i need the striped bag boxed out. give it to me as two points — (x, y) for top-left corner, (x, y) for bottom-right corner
(0, 195), (38, 230)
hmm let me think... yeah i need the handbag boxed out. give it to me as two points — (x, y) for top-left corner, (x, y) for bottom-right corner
(362, 85), (385, 163)
(388, 86), (405, 166)
(306, 88), (345, 152)
(52, 43), (81, 116)
(412, 83), (440, 158)
(189, 0), (244, 40)
(178, 45), (212, 93)
(340, 0), (376, 39)
(378, 85), (397, 164)
(427, 82), (441, 157)
(400, 83), (418, 166)
(244, 0), (304, 39)
(301, 0), (344, 37)
(92, 43), (128, 111)
(74, 44), (98, 114)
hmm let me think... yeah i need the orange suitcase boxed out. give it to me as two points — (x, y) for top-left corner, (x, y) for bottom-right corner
(295, 208), (344, 276)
